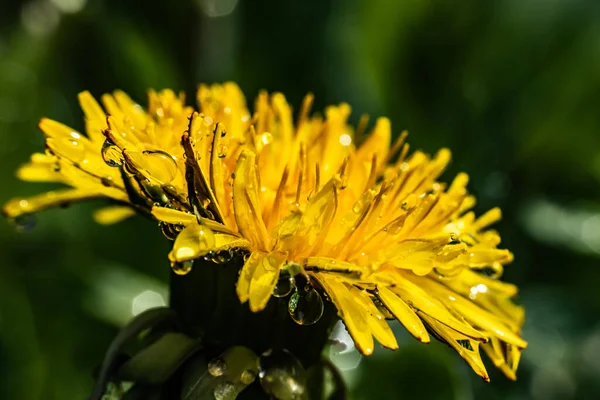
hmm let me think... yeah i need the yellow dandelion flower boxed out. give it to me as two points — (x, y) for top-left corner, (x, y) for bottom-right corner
(3, 82), (526, 382)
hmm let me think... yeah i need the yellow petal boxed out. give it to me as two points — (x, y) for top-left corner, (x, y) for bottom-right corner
(376, 269), (487, 341)
(16, 154), (61, 182)
(249, 251), (286, 312)
(419, 312), (490, 382)
(3, 189), (104, 219)
(151, 206), (196, 225)
(93, 206), (136, 225)
(304, 257), (367, 281)
(313, 275), (374, 355)
(232, 150), (269, 249)
(236, 252), (265, 304)
(410, 275), (527, 348)
(169, 223), (215, 261)
(350, 286), (398, 350)
(472, 207), (502, 232)
(78, 91), (107, 142)
(169, 222), (249, 263)
(376, 286), (430, 343)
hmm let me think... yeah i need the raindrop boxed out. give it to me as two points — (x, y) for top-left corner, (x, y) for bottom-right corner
(288, 286), (324, 325)
(218, 145), (228, 158)
(273, 272), (295, 298)
(172, 224), (216, 261)
(100, 177), (113, 187)
(171, 260), (194, 276)
(259, 349), (307, 400)
(203, 250), (216, 261)
(159, 222), (179, 240)
(475, 262), (503, 279)
(13, 214), (37, 232)
(213, 381), (236, 400)
(372, 297), (394, 320)
(212, 250), (233, 264)
(101, 139), (124, 167)
(240, 369), (256, 384)
(433, 267), (462, 280)
(208, 357), (227, 377)
(141, 150), (179, 183)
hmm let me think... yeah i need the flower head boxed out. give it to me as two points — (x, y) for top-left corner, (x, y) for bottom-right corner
(3, 82), (526, 381)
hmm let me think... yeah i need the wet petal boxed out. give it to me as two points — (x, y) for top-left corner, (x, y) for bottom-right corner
(236, 252), (265, 304)
(376, 286), (430, 343)
(313, 275), (374, 355)
(93, 206), (136, 225)
(418, 312), (490, 382)
(233, 150), (269, 249)
(249, 251), (286, 312)
(3, 189), (105, 219)
(350, 286), (398, 350)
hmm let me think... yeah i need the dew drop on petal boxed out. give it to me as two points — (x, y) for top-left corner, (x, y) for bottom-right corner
(172, 224), (216, 261)
(218, 145), (228, 158)
(476, 262), (503, 279)
(212, 250), (233, 264)
(273, 273), (295, 298)
(259, 349), (307, 400)
(101, 139), (124, 167)
(208, 357), (227, 377)
(288, 286), (324, 325)
(213, 381), (236, 400)
(141, 150), (179, 183)
(13, 214), (37, 232)
(171, 259), (194, 275)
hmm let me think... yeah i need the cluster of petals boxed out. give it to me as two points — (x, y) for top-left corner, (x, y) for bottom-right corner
(3, 82), (527, 381)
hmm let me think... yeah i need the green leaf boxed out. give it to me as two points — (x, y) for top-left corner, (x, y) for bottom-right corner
(118, 332), (202, 385)
(89, 307), (178, 400)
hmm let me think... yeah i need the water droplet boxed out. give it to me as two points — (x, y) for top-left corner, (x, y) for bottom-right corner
(372, 297), (394, 320)
(101, 139), (123, 167)
(160, 222), (179, 240)
(476, 262), (503, 279)
(433, 267), (462, 280)
(218, 145), (228, 158)
(288, 286), (324, 325)
(259, 132), (273, 146)
(203, 250), (215, 261)
(273, 272), (295, 298)
(100, 177), (113, 187)
(13, 214), (37, 232)
(212, 250), (233, 264)
(171, 223), (216, 261)
(259, 349), (307, 400)
(141, 150), (179, 183)
(240, 369), (256, 384)
(213, 381), (236, 400)
(171, 259), (194, 275)
(208, 357), (227, 377)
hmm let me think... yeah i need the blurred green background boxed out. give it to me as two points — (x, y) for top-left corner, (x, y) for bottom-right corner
(1, 0), (600, 399)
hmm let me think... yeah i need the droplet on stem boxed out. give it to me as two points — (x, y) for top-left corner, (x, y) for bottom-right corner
(213, 381), (236, 400)
(258, 349), (307, 400)
(208, 357), (227, 377)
